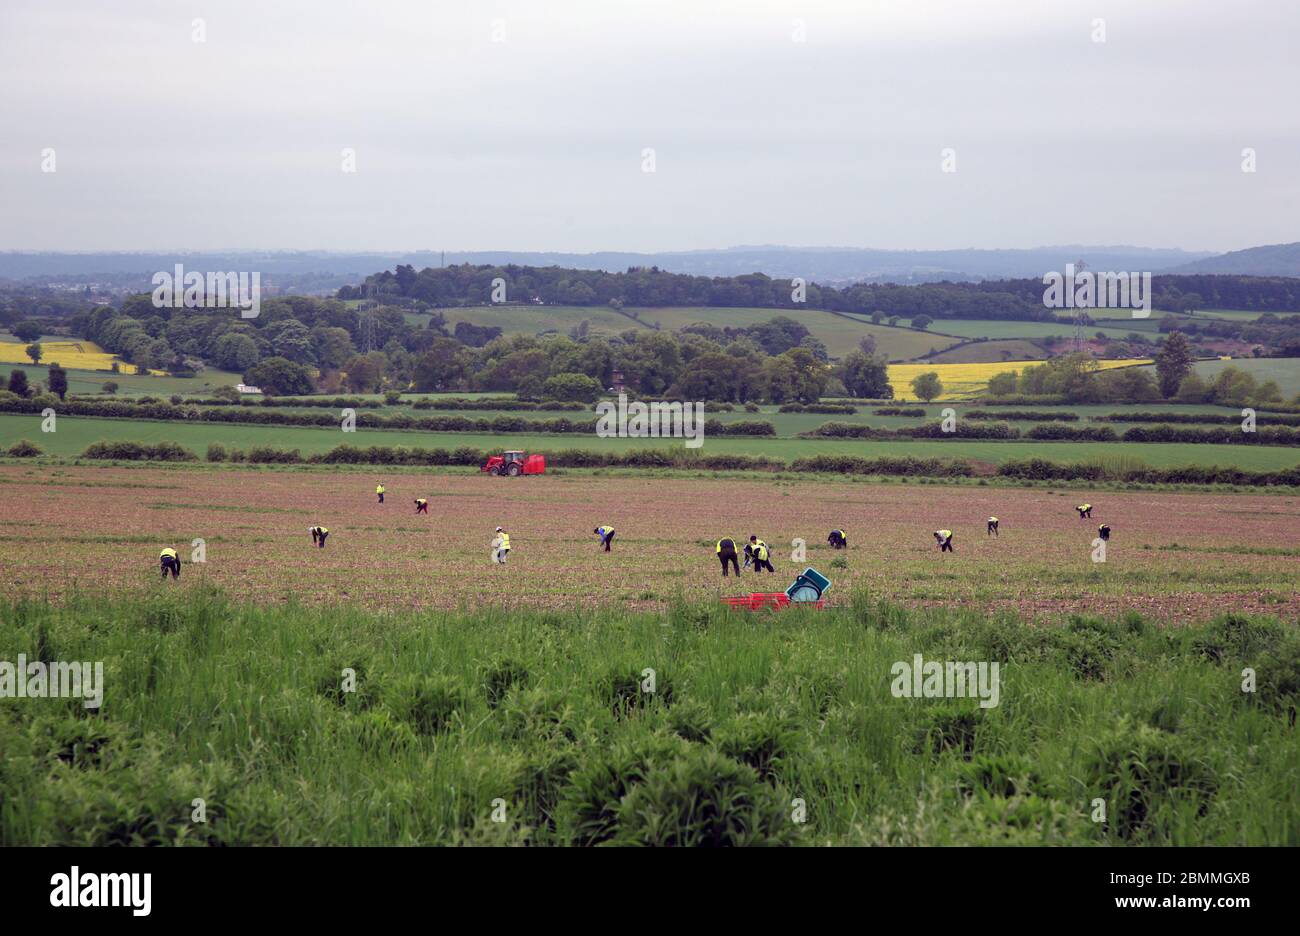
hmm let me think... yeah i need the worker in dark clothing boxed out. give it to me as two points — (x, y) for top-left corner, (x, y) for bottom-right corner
(160, 546), (180, 579)
(1098, 524), (1111, 542)
(415, 498), (428, 514)
(717, 537), (740, 577)
(827, 529), (847, 549)
(1076, 503), (1092, 519)
(594, 525), (615, 552)
(934, 529), (954, 553)
(310, 525), (329, 548)
(987, 517), (999, 536)
(748, 536), (775, 573)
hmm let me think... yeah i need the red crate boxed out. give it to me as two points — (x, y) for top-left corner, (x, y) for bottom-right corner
(721, 593), (824, 610)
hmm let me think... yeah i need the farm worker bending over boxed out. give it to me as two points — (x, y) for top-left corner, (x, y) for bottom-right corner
(934, 530), (954, 553)
(594, 525), (615, 552)
(1076, 503), (1092, 519)
(310, 526), (329, 548)
(1098, 524), (1111, 542)
(493, 527), (511, 564)
(716, 537), (740, 577)
(827, 529), (847, 550)
(987, 517), (999, 536)
(159, 546), (181, 579)
(415, 498), (428, 514)
(748, 536), (775, 573)
(376, 483), (386, 504)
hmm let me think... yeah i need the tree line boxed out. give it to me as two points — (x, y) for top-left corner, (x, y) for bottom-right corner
(341, 264), (1300, 319)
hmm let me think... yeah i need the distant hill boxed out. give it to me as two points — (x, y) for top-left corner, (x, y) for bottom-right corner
(1167, 242), (1300, 277)
(0, 244), (1216, 287)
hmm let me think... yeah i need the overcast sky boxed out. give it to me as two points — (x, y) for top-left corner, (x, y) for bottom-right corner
(0, 0), (1296, 253)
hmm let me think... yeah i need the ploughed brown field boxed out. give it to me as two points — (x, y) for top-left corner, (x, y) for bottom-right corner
(3, 464), (1298, 622)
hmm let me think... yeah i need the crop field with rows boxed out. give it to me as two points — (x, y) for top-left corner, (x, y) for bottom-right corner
(3, 465), (1297, 621)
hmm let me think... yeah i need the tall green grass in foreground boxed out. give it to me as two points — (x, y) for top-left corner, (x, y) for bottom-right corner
(1, 590), (1296, 846)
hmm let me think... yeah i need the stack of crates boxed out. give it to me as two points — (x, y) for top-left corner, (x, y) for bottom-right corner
(721, 567), (831, 611)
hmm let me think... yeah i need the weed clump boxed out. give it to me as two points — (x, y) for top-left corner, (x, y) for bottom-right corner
(603, 667), (674, 718)
(482, 658), (530, 709)
(387, 676), (465, 735)
(916, 704), (981, 759)
(1087, 721), (1217, 841)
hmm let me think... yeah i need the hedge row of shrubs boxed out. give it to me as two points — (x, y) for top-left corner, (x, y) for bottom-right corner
(1023, 425), (1117, 441)
(966, 410), (1079, 422)
(81, 441), (197, 461)
(871, 407), (927, 417)
(997, 457), (1300, 486)
(201, 443), (788, 471)
(163, 395), (385, 409)
(777, 402), (858, 414)
(6, 439), (42, 457)
(805, 419), (1300, 447)
(805, 421), (1020, 440)
(1096, 410), (1300, 427)
(411, 398), (587, 411)
(1121, 425), (1299, 446)
(788, 455), (974, 477)
(978, 395), (1069, 406)
(0, 397), (776, 437)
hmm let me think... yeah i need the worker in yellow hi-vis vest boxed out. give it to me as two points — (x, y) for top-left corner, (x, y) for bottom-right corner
(159, 546), (180, 579)
(934, 529), (954, 553)
(493, 527), (511, 564)
(716, 537), (740, 577)
(987, 517), (999, 536)
(594, 525), (615, 552)
(414, 498), (428, 514)
(309, 526), (329, 548)
(375, 482), (386, 504)
(1076, 503), (1092, 519)
(747, 535), (775, 573)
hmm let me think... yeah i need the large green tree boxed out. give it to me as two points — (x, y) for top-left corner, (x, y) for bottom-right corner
(841, 350), (892, 398)
(910, 372), (943, 403)
(7, 369), (29, 397)
(1154, 331), (1195, 398)
(244, 356), (314, 396)
(46, 363), (68, 399)
(412, 338), (471, 392)
(11, 321), (42, 343)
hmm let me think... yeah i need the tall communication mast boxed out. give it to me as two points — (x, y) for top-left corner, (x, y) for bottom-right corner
(357, 282), (377, 353)
(1072, 258), (1088, 353)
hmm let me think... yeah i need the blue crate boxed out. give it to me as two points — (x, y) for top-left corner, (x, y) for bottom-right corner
(786, 567), (831, 602)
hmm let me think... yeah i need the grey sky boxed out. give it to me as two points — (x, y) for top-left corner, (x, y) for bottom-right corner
(1, 0), (1296, 253)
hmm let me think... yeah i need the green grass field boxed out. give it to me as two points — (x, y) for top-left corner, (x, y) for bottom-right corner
(0, 362), (245, 397)
(423, 304), (648, 337)
(923, 339), (1049, 363)
(640, 308), (959, 360)
(427, 305), (961, 360)
(2, 591), (1296, 845)
(5, 412), (1299, 470)
(1134, 358), (1300, 399)
(916, 319), (1150, 341)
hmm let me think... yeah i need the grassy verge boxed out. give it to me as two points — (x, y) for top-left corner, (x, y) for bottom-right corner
(2, 591), (1296, 845)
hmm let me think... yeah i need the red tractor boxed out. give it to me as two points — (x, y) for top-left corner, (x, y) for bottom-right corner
(481, 450), (546, 477)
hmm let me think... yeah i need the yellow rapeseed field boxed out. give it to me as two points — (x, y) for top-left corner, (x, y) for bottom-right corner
(0, 339), (163, 375)
(887, 359), (1152, 401)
